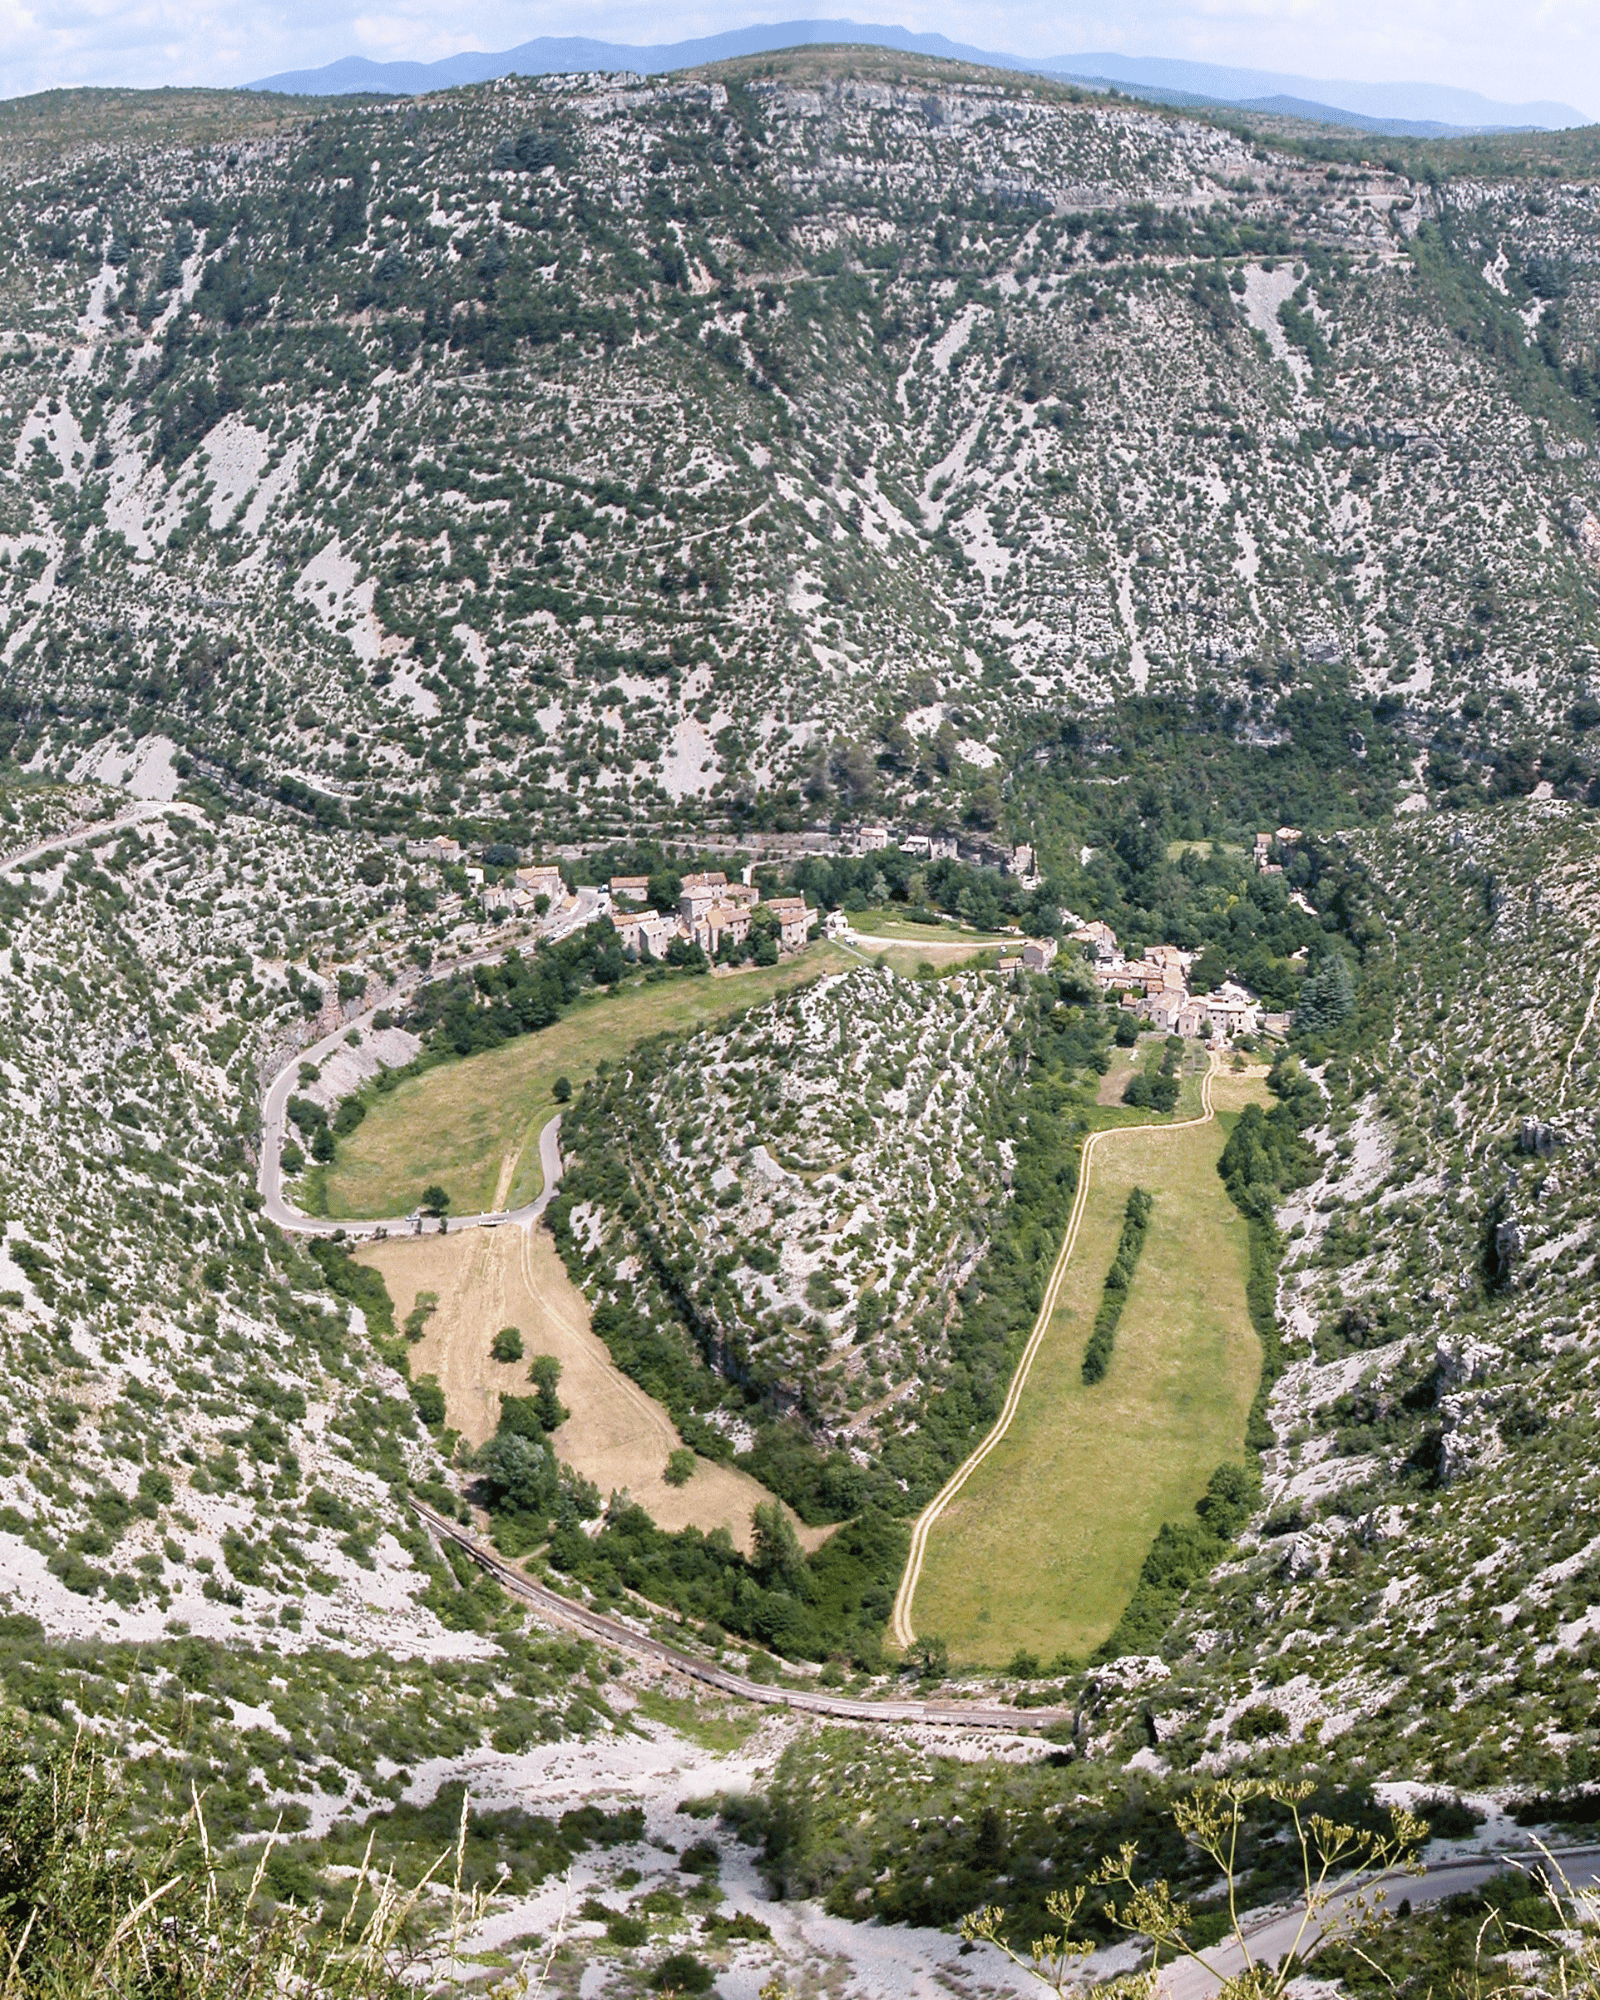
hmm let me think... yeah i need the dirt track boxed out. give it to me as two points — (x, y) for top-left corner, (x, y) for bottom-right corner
(890, 1048), (1221, 1650)
(360, 1224), (821, 1556)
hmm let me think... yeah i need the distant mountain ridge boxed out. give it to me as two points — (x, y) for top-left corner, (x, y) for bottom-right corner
(244, 19), (1591, 134)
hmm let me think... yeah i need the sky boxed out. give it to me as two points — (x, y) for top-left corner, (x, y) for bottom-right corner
(1, 0), (1597, 116)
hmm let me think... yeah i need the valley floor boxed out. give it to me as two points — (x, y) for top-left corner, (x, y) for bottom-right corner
(909, 1059), (1266, 1667)
(318, 950), (851, 1220)
(358, 1223), (818, 1556)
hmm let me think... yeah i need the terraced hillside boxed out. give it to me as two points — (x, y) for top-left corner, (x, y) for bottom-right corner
(5, 55), (1600, 844)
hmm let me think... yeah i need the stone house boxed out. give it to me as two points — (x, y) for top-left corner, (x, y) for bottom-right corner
(700, 903), (752, 954)
(1141, 989), (1186, 1034)
(762, 897), (816, 951)
(515, 863), (565, 904)
(616, 911), (677, 960)
(679, 872), (728, 924)
(1021, 936), (1058, 973)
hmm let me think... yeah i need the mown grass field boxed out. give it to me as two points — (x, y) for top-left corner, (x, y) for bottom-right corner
(319, 945), (852, 1219)
(850, 907), (1013, 945)
(355, 1222), (815, 1554)
(909, 1063), (1266, 1668)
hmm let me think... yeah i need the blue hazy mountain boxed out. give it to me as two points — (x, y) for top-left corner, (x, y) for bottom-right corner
(1053, 52), (1586, 129)
(245, 20), (1590, 133)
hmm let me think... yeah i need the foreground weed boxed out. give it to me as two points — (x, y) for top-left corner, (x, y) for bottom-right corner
(962, 1776), (1426, 1998)
(0, 1721), (561, 1996)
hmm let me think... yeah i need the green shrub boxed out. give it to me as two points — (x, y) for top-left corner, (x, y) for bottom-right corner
(410, 1377), (446, 1428)
(1081, 1188), (1154, 1384)
(526, 1355), (567, 1431)
(490, 1325), (524, 1363)
(1231, 1701), (1290, 1743)
(651, 1952), (713, 1993)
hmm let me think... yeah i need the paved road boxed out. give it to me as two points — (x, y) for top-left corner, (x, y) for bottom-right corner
(0, 798), (199, 874)
(412, 1498), (1074, 1733)
(890, 1050), (1221, 1650)
(1160, 1843), (1600, 2000)
(257, 887), (603, 1237)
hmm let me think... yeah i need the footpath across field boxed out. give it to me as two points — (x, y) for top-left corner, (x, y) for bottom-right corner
(909, 1062), (1267, 1668)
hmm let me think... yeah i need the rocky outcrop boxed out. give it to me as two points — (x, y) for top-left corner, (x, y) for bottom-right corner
(1074, 1654), (1170, 1748)
(1439, 1391), (1506, 1485)
(1518, 1117), (1564, 1158)
(1567, 499), (1600, 570)
(1436, 1333), (1501, 1389)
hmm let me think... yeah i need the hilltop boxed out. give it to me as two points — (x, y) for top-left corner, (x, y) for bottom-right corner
(2, 54), (1600, 857)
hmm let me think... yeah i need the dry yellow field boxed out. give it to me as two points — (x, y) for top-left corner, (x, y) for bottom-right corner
(908, 1065), (1267, 1667)
(358, 1222), (823, 1557)
(321, 947), (850, 1220)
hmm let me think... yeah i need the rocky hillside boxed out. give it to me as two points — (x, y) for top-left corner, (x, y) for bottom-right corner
(5, 54), (1600, 844)
(1082, 798), (1600, 1790)
(552, 966), (1024, 1493)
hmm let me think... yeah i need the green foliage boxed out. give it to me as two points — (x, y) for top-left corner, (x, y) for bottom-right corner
(651, 1952), (713, 1994)
(1081, 1188), (1154, 1384)
(911, 1634), (950, 1681)
(549, 1500), (906, 1665)
(402, 1291), (438, 1342)
(0, 1715), (421, 1995)
(751, 1501), (807, 1592)
(786, 848), (1059, 938)
(471, 1430), (557, 1517)
(490, 1324), (524, 1363)
(1100, 1460), (1259, 1659)
(409, 1377), (446, 1428)
(1217, 1057), (1320, 1222)
(1122, 1065), (1179, 1113)
(408, 928), (625, 1061)
(525, 1355), (567, 1432)
(1295, 950), (1356, 1040)
(307, 1240), (397, 1346)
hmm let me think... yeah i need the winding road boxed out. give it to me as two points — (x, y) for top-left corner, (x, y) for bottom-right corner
(0, 798), (200, 874)
(1159, 1842), (1600, 2000)
(256, 887), (603, 1238)
(889, 1049), (1221, 1652)
(411, 1497), (1074, 1733)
